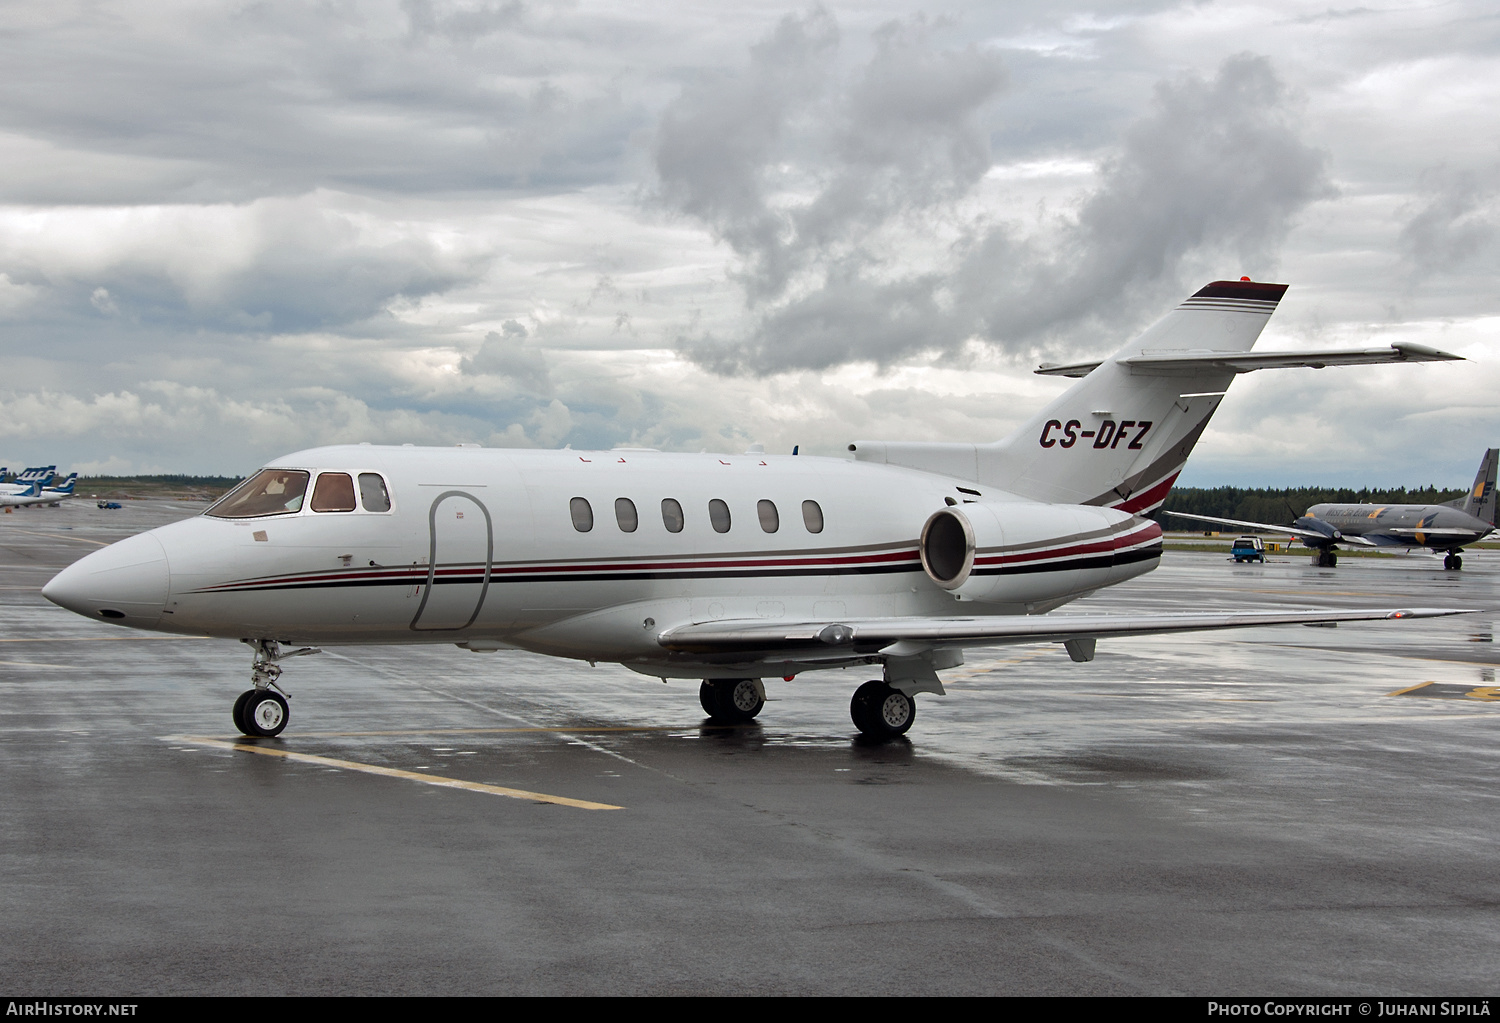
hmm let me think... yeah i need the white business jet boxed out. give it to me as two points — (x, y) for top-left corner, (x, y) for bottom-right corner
(42, 280), (1470, 739)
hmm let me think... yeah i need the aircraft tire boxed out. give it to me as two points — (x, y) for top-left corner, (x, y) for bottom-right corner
(1327, 551), (1337, 567)
(702, 679), (763, 723)
(231, 689), (256, 735)
(850, 681), (915, 739)
(242, 691), (289, 738)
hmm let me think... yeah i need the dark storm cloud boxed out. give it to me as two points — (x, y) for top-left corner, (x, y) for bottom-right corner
(655, 10), (1002, 304)
(672, 42), (1330, 375)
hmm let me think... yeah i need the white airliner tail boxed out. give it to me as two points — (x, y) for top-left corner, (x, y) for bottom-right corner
(852, 280), (1288, 511)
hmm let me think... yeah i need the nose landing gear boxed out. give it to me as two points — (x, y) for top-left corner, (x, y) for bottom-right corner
(233, 639), (320, 737)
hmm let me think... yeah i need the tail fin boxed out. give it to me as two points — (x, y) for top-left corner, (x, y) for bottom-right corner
(48, 473), (77, 495)
(850, 281), (1287, 510)
(1461, 449), (1499, 526)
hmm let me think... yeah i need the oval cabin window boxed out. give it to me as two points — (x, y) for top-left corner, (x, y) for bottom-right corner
(615, 498), (638, 532)
(757, 500), (779, 533)
(570, 497), (594, 532)
(802, 500), (824, 533)
(661, 498), (684, 533)
(708, 499), (731, 533)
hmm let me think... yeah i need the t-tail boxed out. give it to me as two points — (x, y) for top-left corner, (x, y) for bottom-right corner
(850, 280), (1290, 511)
(1459, 448), (1498, 526)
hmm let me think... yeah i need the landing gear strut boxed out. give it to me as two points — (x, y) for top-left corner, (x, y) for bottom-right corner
(699, 678), (765, 723)
(1444, 551), (1464, 570)
(850, 680), (916, 739)
(233, 639), (319, 737)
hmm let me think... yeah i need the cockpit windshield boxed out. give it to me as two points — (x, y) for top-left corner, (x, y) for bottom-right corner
(205, 469), (311, 519)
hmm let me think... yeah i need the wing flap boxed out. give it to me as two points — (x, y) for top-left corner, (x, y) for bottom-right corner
(658, 608), (1473, 654)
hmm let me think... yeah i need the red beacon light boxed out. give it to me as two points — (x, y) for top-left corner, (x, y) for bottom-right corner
(1240, 276), (1251, 282)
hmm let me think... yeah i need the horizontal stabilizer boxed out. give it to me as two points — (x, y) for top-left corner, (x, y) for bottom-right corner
(658, 607), (1472, 654)
(1036, 342), (1462, 378)
(1159, 509), (1357, 543)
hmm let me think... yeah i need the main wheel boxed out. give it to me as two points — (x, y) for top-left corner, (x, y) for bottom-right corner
(1327, 551), (1337, 567)
(702, 679), (763, 723)
(850, 681), (916, 739)
(231, 689), (256, 735)
(241, 691), (289, 738)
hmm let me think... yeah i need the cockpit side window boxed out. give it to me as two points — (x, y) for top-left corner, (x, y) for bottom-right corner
(310, 473), (357, 512)
(205, 469), (311, 519)
(358, 473), (391, 512)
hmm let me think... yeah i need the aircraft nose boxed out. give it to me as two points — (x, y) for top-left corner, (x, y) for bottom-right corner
(42, 532), (169, 626)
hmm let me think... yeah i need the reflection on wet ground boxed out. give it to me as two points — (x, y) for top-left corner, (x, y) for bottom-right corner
(2, 502), (1498, 994)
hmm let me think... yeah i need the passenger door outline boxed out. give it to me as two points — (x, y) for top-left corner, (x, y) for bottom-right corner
(410, 490), (494, 631)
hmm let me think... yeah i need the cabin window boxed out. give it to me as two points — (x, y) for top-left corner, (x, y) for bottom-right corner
(570, 497), (594, 532)
(311, 472), (357, 513)
(661, 498), (684, 533)
(802, 500), (824, 533)
(205, 469), (310, 519)
(358, 473), (391, 512)
(709, 499), (731, 533)
(757, 499), (779, 533)
(615, 498), (638, 532)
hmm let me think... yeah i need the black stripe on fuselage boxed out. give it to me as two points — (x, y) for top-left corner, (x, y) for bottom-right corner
(972, 543), (1162, 576)
(196, 560), (925, 592)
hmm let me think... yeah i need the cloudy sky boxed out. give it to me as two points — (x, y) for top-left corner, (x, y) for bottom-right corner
(0, 0), (1495, 486)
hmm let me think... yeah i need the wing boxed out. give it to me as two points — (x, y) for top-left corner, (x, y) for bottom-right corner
(658, 607), (1472, 656)
(1158, 510), (1372, 544)
(1036, 342), (1462, 378)
(1361, 529), (1489, 548)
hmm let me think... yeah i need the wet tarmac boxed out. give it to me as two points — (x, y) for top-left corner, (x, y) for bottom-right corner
(2, 501), (1498, 994)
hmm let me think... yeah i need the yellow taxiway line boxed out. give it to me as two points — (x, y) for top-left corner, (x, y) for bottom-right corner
(173, 735), (624, 810)
(286, 725), (695, 738)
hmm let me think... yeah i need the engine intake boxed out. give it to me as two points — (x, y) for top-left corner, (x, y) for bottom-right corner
(920, 508), (976, 589)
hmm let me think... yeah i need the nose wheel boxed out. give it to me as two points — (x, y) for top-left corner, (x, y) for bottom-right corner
(233, 638), (318, 737)
(234, 689), (289, 737)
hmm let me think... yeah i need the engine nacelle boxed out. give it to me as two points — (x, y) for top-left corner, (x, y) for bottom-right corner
(919, 500), (1162, 607)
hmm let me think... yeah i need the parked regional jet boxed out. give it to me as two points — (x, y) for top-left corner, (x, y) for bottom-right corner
(42, 280), (1472, 739)
(1163, 449), (1498, 569)
(39, 473), (79, 505)
(0, 466), (56, 496)
(0, 479), (48, 508)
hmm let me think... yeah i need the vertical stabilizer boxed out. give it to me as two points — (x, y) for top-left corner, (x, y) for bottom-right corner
(849, 281), (1289, 509)
(1462, 448), (1499, 526)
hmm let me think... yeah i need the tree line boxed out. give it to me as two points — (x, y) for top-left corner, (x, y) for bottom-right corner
(1157, 485), (1469, 525)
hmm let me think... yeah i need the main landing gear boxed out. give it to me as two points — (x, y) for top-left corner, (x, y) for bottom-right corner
(233, 639), (319, 738)
(1444, 551), (1464, 570)
(1313, 549), (1338, 568)
(700, 678), (765, 724)
(850, 680), (916, 739)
